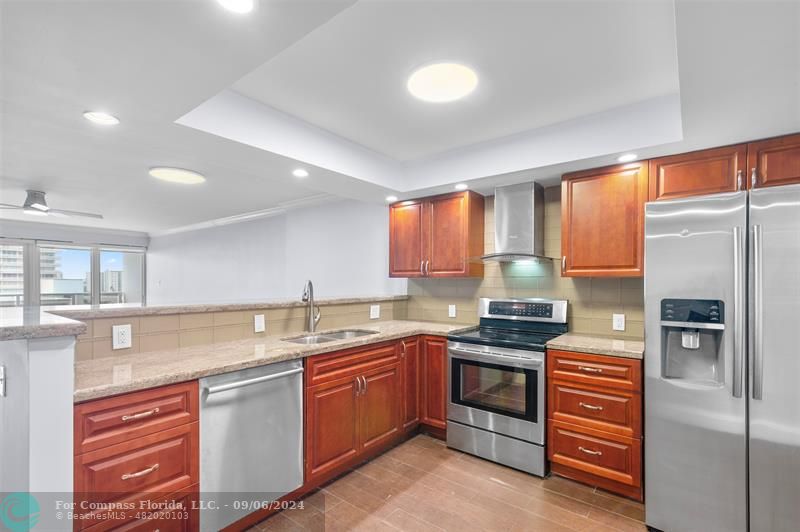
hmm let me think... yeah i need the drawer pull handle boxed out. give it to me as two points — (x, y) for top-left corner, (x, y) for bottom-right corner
(121, 407), (160, 422)
(579, 402), (604, 411)
(578, 446), (603, 456)
(578, 366), (603, 374)
(121, 463), (159, 480)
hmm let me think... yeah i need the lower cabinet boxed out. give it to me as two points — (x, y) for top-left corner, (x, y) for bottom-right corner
(420, 335), (448, 431)
(400, 337), (420, 431)
(547, 349), (643, 501)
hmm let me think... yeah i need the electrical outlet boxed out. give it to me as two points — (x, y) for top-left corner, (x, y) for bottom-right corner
(370, 305), (381, 319)
(254, 314), (266, 333)
(448, 304), (457, 318)
(612, 313), (626, 331)
(112, 324), (132, 350)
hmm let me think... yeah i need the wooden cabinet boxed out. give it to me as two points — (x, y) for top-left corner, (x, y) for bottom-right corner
(649, 144), (747, 201)
(420, 335), (448, 432)
(561, 162), (648, 277)
(304, 341), (402, 486)
(547, 349), (643, 501)
(74, 382), (199, 531)
(748, 132), (800, 188)
(400, 337), (421, 431)
(389, 191), (484, 278)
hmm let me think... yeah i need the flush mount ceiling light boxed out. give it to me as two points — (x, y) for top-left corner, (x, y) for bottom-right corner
(83, 111), (120, 125)
(454, 183), (468, 190)
(292, 168), (309, 178)
(407, 62), (478, 103)
(217, 0), (254, 14)
(617, 153), (638, 163)
(385, 195), (398, 203)
(149, 167), (206, 185)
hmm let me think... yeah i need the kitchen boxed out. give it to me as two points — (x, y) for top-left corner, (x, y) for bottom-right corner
(0, 1), (798, 531)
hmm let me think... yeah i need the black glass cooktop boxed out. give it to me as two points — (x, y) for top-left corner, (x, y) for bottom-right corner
(448, 326), (561, 352)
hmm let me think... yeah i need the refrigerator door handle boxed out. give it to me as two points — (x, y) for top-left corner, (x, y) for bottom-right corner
(752, 224), (764, 400)
(732, 225), (745, 398)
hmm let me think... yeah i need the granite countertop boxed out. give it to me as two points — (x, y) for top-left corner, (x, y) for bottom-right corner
(0, 307), (87, 340)
(49, 295), (409, 320)
(546, 333), (644, 359)
(74, 320), (471, 403)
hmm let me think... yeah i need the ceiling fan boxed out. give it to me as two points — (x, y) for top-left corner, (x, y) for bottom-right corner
(0, 190), (103, 219)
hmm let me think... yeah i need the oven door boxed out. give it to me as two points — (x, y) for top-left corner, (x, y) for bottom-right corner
(447, 342), (545, 444)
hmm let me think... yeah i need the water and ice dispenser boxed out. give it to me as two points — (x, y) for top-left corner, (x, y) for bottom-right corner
(660, 299), (725, 384)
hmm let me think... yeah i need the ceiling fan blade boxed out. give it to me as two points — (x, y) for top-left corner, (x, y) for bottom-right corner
(47, 208), (104, 219)
(0, 203), (23, 210)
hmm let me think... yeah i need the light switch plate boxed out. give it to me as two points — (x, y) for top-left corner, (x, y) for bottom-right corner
(254, 314), (266, 333)
(448, 304), (457, 318)
(112, 324), (132, 350)
(370, 305), (380, 319)
(612, 313), (626, 331)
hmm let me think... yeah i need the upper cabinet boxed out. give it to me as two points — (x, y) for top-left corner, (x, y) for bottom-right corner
(747, 133), (800, 189)
(649, 144), (747, 201)
(389, 191), (484, 278)
(561, 162), (648, 278)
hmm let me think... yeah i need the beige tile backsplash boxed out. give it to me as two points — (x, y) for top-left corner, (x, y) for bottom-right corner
(406, 187), (645, 339)
(77, 299), (409, 361)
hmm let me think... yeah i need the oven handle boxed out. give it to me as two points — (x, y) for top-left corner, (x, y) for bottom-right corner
(448, 346), (544, 369)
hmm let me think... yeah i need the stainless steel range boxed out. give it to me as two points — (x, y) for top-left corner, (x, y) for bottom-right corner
(446, 297), (568, 476)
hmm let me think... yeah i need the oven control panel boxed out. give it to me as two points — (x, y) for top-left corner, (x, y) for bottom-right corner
(488, 301), (553, 318)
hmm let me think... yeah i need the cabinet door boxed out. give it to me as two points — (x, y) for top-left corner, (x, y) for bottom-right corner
(427, 191), (484, 277)
(561, 162), (648, 277)
(389, 200), (426, 277)
(748, 132), (800, 188)
(359, 365), (402, 453)
(400, 337), (420, 430)
(649, 145), (747, 201)
(305, 377), (359, 485)
(421, 336), (448, 430)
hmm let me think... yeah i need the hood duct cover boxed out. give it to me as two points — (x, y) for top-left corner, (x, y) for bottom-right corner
(481, 182), (550, 262)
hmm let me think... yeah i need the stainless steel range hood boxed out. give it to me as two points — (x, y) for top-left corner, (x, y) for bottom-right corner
(481, 182), (551, 262)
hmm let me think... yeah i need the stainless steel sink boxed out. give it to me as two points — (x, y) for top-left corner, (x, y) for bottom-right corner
(282, 329), (378, 344)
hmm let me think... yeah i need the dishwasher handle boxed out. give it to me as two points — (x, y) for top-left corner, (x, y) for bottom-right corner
(206, 367), (304, 395)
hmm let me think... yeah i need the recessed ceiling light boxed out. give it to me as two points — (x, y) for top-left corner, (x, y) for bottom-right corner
(149, 167), (206, 185)
(454, 183), (468, 191)
(292, 168), (309, 178)
(83, 111), (119, 125)
(617, 153), (638, 163)
(385, 195), (398, 203)
(407, 62), (478, 103)
(217, 0), (254, 14)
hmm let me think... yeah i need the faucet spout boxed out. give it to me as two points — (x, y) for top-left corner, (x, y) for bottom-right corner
(302, 280), (321, 332)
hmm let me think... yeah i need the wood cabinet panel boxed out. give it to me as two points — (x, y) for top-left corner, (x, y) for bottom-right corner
(548, 349), (641, 392)
(400, 337), (421, 431)
(305, 377), (359, 484)
(389, 191), (484, 278)
(649, 144), (747, 201)
(389, 200), (426, 277)
(74, 381), (198, 455)
(421, 336), (448, 430)
(305, 340), (400, 387)
(561, 162), (648, 277)
(83, 484), (199, 532)
(748, 132), (800, 188)
(359, 365), (402, 452)
(549, 381), (641, 438)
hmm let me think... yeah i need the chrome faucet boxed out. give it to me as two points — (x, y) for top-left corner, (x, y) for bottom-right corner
(301, 280), (321, 332)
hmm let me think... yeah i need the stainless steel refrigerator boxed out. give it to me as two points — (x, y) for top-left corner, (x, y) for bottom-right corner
(644, 184), (800, 532)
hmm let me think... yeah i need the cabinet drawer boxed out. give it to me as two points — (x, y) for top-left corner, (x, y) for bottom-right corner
(306, 341), (400, 386)
(550, 382), (641, 438)
(75, 423), (199, 529)
(547, 350), (641, 392)
(548, 420), (640, 488)
(75, 381), (198, 454)
(82, 485), (198, 532)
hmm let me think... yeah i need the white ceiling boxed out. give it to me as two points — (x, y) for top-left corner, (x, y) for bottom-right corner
(1, 0), (798, 235)
(233, 0), (680, 161)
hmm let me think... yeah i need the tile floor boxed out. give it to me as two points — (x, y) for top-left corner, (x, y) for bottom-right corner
(249, 435), (646, 531)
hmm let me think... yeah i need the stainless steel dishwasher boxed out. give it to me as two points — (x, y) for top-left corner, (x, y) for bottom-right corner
(199, 359), (304, 531)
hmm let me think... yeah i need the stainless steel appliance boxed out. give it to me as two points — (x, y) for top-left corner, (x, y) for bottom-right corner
(200, 359), (304, 531)
(481, 182), (551, 262)
(644, 184), (800, 532)
(447, 297), (568, 475)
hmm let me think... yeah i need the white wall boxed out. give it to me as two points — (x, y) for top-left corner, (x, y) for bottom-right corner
(146, 199), (406, 305)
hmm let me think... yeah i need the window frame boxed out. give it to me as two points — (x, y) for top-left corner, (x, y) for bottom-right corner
(0, 237), (146, 307)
